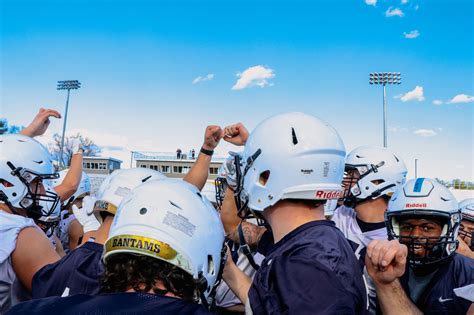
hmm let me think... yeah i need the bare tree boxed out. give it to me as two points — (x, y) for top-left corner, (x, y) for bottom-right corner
(49, 132), (102, 167)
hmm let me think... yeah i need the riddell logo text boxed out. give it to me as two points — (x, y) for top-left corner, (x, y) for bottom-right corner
(405, 203), (427, 208)
(315, 190), (341, 199)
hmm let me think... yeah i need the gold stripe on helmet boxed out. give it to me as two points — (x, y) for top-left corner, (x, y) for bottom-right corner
(94, 200), (118, 215)
(105, 234), (178, 260)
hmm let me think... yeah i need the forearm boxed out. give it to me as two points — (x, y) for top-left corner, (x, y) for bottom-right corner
(56, 153), (83, 201)
(183, 152), (212, 191)
(222, 262), (252, 304)
(375, 279), (422, 315)
(220, 187), (242, 234)
(228, 222), (266, 250)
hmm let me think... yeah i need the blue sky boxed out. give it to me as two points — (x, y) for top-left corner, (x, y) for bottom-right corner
(1, 0), (473, 181)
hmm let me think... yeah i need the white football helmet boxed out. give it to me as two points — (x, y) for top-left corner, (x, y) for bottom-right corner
(459, 198), (474, 222)
(234, 112), (346, 218)
(343, 145), (407, 207)
(104, 179), (225, 304)
(93, 168), (166, 222)
(0, 134), (60, 220)
(386, 178), (460, 267)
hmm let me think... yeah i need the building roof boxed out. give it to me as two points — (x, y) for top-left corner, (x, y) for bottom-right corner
(83, 156), (123, 163)
(133, 151), (225, 163)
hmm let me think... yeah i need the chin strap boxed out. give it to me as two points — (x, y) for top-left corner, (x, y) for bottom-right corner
(238, 222), (260, 271)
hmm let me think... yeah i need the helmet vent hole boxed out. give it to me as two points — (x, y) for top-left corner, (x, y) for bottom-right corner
(207, 255), (215, 276)
(168, 200), (182, 210)
(142, 175), (152, 183)
(291, 127), (298, 145)
(393, 154), (400, 162)
(139, 208), (147, 215)
(12, 192), (17, 197)
(259, 170), (270, 186)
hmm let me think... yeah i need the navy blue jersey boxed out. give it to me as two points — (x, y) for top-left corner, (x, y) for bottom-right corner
(32, 241), (104, 298)
(248, 220), (368, 315)
(400, 253), (474, 314)
(7, 292), (210, 315)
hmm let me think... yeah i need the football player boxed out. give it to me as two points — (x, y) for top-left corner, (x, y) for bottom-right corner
(222, 113), (367, 314)
(366, 178), (474, 314)
(333, 145), (407, 312)
(8, 180), (225, 314)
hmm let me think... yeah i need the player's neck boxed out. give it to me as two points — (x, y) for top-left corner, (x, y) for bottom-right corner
(264, 200), (326, 243)
(354, 197), (387, 223)
(95, 215), (115, 244)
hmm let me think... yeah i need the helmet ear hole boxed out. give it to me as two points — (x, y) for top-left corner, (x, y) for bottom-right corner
(259, 170), (270, 186)
(0, 178), (14, 188)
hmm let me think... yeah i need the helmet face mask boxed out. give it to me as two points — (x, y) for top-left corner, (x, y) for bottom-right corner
(233, 149), (261, 220)
(214, 177), (227, 210)
(387, 213), (459, 267)
(8, 163), (60, 220)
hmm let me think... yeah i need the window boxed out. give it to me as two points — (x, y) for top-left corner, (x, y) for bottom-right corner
(140, 165), (147, 168)
(161, 165), (170, 173)
(173, 166), (182, 173)
(209, 167), (218, 175)
(99, 162), (107, 170)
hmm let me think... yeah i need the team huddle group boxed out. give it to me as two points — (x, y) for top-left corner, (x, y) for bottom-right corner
(0, 108), (473, 314)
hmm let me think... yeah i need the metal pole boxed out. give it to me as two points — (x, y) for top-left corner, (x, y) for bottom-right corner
(59, 89), (71, 168)
(415, 159), (418, 178)
(383, 84), (387, 148)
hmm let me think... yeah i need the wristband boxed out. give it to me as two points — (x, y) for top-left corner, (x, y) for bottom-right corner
(200, 147), (214, 156)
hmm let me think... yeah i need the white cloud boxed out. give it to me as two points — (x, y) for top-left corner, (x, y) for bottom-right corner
(396, 86), (425, 102)
(413, 129), (437, 137)
(404, 30), (420, 39)
(432, 99), (443, 106)
(388, 126), (409, 132)
(232, 65), (275, 91)
(192, 73), (215, 84)
(385, 7), (405, 17)
(447, 94), (474, 104)
(401, 0), (408, 4)
(365, 0), (377, 6)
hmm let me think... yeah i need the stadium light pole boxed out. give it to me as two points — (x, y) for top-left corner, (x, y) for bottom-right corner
(415, 158), (418, 178)
(369, 72), (401, 148)
(57, 80), (81, 168)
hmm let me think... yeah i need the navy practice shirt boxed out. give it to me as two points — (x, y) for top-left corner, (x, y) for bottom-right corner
(248, 220), (368, 315)
(32, 241), (104, 298)
(7, 292), (211, 315)
(399, 253), (474, 314)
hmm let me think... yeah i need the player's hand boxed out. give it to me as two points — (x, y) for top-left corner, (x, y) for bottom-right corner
(202, 125), (224, 151)
(21, 108), (61, 137)
(223, 123), (249, 146)
(72, 196), (100, 233)
(457, 237), (474, 259)
(222, 244), (238, 279)
(70, 138), (83, 155)
(365, 239), (407, 285)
